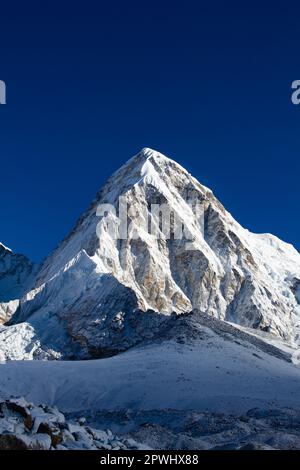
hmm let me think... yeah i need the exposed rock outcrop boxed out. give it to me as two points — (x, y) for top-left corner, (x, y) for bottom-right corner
(0, 397), (145, 450)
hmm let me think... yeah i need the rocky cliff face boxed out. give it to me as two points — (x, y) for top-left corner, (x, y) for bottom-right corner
(1, 148), (300, 359)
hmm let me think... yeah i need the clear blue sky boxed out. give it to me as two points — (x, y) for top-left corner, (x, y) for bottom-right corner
(0, 1), (300, 261)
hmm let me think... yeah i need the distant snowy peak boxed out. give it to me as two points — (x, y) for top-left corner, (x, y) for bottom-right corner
(0, 242), (12, 252)
(0, 244), (36, 323)
(2, 148), (300, 359)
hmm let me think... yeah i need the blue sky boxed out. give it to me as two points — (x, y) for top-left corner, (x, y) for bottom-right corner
(0, 1), (300, 261)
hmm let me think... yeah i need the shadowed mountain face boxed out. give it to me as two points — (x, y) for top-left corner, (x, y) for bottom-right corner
(0, 243), (36, 324)
(0, 244), (34, 303)
(1, 148), (300, 359)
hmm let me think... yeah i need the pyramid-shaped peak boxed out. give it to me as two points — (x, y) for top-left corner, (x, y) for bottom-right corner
(100, 148), (194, 202)
(132, 147), (172, 164)
(139, 147), (157, 156)
(138, 147), (165, 158)
(121, 147), (189, 176)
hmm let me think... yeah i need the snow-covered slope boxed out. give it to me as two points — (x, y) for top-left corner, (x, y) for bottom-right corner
(1, 148), (300, 359)
(0, 244), (36, 324)
(0, 313), (299, 414)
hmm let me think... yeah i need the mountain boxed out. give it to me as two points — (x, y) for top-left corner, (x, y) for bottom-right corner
(0, 243), (36, 324)
(1, 148), (300, 360)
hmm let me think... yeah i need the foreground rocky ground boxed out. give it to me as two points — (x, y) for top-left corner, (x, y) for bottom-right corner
(0, 397), (147, 450)
(69, 407), (300, 450)
(2, 396), (300, 450)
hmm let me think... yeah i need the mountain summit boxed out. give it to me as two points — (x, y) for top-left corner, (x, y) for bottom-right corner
(1, 148), (300, 360)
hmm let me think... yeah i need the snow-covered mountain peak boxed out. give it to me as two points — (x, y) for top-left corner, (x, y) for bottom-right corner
(115, 147), (168, 173)
(1, 149), (300, 359)
(0, 244), (37, 324)
(0, 244), (35, 301)
(128, 147), (173, 166)
(104, 147), (192, 197)
(137, 146), (161, 159)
